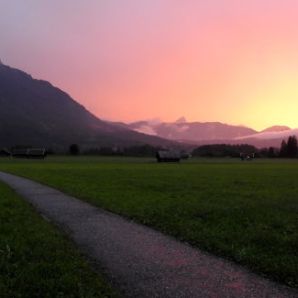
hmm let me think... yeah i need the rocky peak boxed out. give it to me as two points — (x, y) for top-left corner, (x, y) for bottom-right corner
(175, 116), (187, 123)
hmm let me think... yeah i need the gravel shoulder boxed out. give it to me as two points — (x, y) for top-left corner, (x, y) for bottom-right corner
(0, 171), (297, 298)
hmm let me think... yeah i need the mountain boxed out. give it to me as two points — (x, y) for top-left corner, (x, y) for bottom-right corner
(128, 119), (257, 142)
(0, 63), (180, 150)
(175, 116), (187, 123)
(127, 119), (298, 148)
(234, 128), (298, 148)
(1, 62), (295, 151)
(261, 126), (291, 133)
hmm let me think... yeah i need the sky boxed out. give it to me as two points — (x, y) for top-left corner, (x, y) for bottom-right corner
(1, 0), (298, 130)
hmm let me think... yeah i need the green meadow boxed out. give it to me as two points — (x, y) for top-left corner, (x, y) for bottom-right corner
(0, 156), (298, 288)
(0, 181), (118, 298)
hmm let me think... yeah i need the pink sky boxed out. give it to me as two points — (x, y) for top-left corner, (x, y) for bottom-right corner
(2, 0), (298, 130)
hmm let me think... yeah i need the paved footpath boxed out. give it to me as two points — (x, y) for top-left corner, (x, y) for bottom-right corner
(0, 171), (297, 298)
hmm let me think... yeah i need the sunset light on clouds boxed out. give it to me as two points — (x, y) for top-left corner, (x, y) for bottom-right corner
(2, 0), (298, 130)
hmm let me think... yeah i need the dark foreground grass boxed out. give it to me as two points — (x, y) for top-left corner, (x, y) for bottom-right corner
(0, 181), (118, 298)
(1, 156), (298, 288)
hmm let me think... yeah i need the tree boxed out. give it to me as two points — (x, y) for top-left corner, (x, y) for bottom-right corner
(267, 147), (277, 158)
(192, 144), (257, 158)
(279, 140), (288, 157)
(287, 136), (298, 158)
(69, 144), (80, 155)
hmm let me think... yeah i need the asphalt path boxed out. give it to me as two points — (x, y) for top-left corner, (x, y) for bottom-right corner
(0, 171), (297, 298)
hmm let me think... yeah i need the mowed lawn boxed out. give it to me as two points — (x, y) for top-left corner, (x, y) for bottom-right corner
(0, 156), (298, 288)
(0, 181), (118, 298)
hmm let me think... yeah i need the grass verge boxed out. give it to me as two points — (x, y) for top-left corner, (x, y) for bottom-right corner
(0, 181), (118, 298)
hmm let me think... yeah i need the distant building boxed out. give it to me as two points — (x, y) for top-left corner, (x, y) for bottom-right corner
(0, 148), (11, 157)
(12, 148), (47, 159)
(12, 148), (28, 158)
(240, 152), (255, 161)
(28, 148), (47, 159)
(156, 150), (181, 162)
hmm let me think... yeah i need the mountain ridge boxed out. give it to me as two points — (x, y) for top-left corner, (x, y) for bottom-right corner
(127, 119), (297, 148)
(128, 120), (257, 141)
(260, 125), (291, 133)
(0, 63), (181, 150)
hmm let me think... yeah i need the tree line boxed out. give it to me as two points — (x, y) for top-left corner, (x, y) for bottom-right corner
(68, 135), (298, 158)
(192, 144), (256, 158)
(192, 136), (298, 158)
(69, 144), (164, 157)
(279, 136), (298, 158)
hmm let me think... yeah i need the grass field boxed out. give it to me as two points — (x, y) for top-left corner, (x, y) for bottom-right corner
(0, 156), (297, 288)
(0, 180), (118, 298)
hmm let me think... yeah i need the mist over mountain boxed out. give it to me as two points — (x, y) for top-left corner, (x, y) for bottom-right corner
(128, 119), (297, 148)
(128, 119), (257, 142)
(234, 127), (298, 148)
(0, 63), (179, 150)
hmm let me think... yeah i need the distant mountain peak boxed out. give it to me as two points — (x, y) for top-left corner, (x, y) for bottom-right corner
(146, 118), (162, 125)
(261, 125), (291, 133)
(128, 118), (257, 142)
(175, 116), (187, 123)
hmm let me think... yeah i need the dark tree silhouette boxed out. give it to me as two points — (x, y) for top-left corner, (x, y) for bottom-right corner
(287, 136), (298, 158)
(279, 140), (288, 157)
(279, 136), (298, 158)
(267, 147), (277, 158)
(192, 144), (257, 157)
(69, 144), (80, 155)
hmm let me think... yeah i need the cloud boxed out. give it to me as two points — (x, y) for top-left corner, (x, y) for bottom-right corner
(134, 125), (157, 136)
